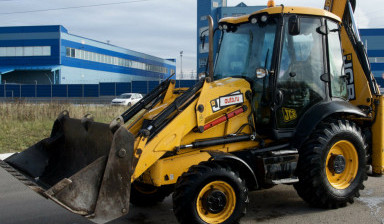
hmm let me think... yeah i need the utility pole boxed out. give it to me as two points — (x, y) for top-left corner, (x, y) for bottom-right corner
(180, 51), (183, 80)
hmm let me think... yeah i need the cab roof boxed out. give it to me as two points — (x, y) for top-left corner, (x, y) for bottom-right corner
(219, 6), (341, 24)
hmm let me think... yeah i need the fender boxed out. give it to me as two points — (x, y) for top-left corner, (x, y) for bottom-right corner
(208, 151), (258, 190)
(292, 100), (366, 149)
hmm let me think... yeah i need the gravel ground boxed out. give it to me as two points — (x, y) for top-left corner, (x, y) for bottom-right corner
(0, 164), (383, 224)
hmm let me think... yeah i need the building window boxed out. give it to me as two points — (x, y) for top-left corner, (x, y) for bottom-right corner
(369, 57), (384, 63)
(0, 46), (51, 57)
(15, 47), (23, 56)
(200, 15), (207, 21)
(24, 47), (33, 56)
(65, 47), (170, 74)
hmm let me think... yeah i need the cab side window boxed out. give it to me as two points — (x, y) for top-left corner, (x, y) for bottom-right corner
(327, 20), (348, 99)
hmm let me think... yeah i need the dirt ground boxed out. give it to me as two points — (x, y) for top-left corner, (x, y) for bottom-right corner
(1, 165), (383, 224)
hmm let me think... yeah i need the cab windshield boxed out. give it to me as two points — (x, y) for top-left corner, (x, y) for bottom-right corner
(214, 17), (277, 80)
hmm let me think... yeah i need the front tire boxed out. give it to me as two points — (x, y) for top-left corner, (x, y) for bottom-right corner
(294, 119), (367, 208)
(173, 162), (248, 224)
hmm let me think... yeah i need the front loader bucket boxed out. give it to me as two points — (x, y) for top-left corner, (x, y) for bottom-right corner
(1, 111), (135, 223)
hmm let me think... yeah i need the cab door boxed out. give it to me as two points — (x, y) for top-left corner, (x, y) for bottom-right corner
(275, 16), (327, 130)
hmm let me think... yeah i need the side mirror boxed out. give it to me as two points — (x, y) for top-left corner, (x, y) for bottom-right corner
(288, 15), (300, 36)
(255, 68), (268, 79)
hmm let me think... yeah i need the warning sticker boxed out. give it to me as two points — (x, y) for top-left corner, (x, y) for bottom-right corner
(219, 94), (244, 107)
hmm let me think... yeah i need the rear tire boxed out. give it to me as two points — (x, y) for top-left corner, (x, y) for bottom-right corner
(130, 182), (173, 207)
(294, 119), (367, 208)
(173, 162), (248, 224)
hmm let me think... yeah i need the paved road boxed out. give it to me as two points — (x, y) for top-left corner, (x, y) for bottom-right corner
(0, 166), (383, 224)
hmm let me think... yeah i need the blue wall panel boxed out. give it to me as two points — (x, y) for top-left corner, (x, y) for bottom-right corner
(116, 83), (131, 95)
(5, 84), (21, 97)
(52, 85), (67, 97)
(84, 85), (99, 97)
(21, 85), (35, 97)
(148, 81), (159, 93)
(360, 29), (384, 36)
(372, 63), (384, 70)
(68, 85), (82, 97)
(132, 81), (147, 94)
(376, 78), (384, 87)
(100, 83), (115, 96)
(179, 80), (197, 88)
(0, 25), (62, 34)
(0, 80), (198, 98)
(37, 85), (51, 97)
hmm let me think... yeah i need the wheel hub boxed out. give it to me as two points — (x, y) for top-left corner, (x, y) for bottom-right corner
(328, 154), (346, 174)
(203, 189), (227, 214)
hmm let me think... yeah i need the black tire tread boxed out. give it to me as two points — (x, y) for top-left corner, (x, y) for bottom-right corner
(294, 119), (367, 209)
(173, 161), (248, 224)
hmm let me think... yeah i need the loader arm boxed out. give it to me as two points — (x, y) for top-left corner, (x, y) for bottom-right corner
(130, 77), (257, 181)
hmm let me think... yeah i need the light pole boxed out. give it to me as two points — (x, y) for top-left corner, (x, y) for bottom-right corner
(180, 51), (183, 80)
(35, 80), (37, 98)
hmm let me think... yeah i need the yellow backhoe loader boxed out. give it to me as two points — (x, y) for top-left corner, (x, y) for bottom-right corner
(1, 0), (383, 223)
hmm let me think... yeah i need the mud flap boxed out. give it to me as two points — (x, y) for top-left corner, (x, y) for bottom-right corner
(3, 112), (135, 223)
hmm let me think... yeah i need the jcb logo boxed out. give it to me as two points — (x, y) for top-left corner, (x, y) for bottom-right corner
(282, 107), (297, 122)
(344, 54), (356, 100)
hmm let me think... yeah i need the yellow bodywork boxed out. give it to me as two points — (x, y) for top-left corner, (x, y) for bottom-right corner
(130, 1), (384, 187)
(219, 6), (341, 24)
(372, 96), (384, 174)
(129, 78), (260, 184)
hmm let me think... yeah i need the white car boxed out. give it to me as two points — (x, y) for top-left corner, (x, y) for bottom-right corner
(111, 93), (143, 106)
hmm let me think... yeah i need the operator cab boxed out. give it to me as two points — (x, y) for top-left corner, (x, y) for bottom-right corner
(214, 6), (347, 139)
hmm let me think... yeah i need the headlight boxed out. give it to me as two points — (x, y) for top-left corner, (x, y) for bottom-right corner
(261, 15), (268, 23)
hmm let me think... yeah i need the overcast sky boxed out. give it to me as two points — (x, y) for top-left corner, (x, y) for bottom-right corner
(1, 0), (383, 77)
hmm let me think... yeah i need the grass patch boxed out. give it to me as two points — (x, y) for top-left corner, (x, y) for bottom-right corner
(0, 102), (127, 153)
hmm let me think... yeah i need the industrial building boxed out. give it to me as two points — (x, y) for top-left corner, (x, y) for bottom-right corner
(0, 25), (176, 84)
(197, 1), (384, 86)
(360, 29), (384, 86)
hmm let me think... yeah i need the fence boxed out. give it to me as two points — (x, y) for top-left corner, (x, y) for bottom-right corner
(0, 80), (198, 98)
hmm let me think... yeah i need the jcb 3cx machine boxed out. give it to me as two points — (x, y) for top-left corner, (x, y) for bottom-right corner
(1, 0), (383, 223)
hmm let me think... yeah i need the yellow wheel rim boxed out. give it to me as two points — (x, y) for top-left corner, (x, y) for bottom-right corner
(326, 140), (359, 190)
(196, 181), (236, 224)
